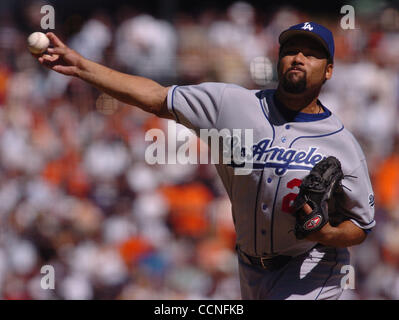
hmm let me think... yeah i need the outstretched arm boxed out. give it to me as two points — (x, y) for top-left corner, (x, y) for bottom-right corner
(37, 33), (173, 119)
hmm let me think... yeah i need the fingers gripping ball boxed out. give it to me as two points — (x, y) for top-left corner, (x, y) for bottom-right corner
(292, 156), (345, 240)
(27, 32), (50, 54)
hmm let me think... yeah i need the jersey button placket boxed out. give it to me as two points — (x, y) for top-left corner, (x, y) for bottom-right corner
(281, 125), (290, 143)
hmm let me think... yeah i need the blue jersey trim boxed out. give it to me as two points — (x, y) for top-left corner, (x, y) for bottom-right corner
(289, 125), (345, 148)
(259, 94), (275, 143)
(270, 177), (282, 254)
(171, 85), (180, 123)
(273, 93), (332, 123)
(253, 94), (275, 255)
(261, 92), (279, 254)
(354, 219), (375, 233)
(358, 219), (375, 229)
(253, 169), (265, 254)
(293, 106), (331, 122)
(227, 162), (314, 171)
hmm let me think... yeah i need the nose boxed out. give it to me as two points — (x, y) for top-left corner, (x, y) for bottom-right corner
(292, 51), (305, 64)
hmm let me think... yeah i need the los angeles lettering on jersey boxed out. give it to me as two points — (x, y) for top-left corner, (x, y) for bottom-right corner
(229, 138), (325, 176)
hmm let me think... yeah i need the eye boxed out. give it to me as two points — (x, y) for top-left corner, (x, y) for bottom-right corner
(282, 49), (298, 56)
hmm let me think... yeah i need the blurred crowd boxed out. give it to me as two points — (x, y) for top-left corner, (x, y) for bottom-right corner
(0, 0), (399, 299)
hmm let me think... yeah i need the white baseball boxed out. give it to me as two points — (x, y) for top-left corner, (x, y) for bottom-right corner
(27, 32), (50, 54)
(250, 56), (273, 86)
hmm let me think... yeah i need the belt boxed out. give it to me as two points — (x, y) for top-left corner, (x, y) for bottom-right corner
(237, 247), (292, 271)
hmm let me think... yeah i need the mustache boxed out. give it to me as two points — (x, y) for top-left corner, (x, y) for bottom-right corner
(286, 66), (306, 73)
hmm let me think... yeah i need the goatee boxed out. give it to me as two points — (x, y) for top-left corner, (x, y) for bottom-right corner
(281, 71), (307, 94)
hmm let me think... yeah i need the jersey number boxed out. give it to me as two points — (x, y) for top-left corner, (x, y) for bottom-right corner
(281, 178), (302, 214)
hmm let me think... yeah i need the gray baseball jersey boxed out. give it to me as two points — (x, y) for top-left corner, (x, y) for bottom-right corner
(167, 82), (375, 259)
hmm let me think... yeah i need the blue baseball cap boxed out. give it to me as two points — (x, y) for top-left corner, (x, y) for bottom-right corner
(279, 22), (335, 61)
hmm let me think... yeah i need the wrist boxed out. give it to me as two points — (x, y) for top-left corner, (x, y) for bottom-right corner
(75, 55), (88, 78)
(305, 222), (338, 244)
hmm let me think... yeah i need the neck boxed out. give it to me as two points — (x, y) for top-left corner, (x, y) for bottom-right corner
(275, 85), (322, 114)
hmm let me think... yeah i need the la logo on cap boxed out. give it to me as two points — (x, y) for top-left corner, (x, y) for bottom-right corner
(301, 22), (313, 31)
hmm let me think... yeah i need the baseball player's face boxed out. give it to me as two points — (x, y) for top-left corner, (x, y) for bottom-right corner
(277, 36), (333, 94)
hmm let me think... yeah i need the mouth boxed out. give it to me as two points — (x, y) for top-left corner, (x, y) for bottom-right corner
(287, 67), (305, 73)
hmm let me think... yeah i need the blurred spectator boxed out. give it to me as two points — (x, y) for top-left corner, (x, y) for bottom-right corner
(0, 0), (398, 300)
(115, 13), (177, 82)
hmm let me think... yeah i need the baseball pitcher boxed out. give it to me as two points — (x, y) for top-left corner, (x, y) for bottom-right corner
(35, 21), (375, 300)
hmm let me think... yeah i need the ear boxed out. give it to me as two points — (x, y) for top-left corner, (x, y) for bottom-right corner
(325, 63), (333, 80)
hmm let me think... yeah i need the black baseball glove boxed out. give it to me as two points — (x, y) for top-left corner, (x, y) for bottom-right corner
(292, 156), (345, 240)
